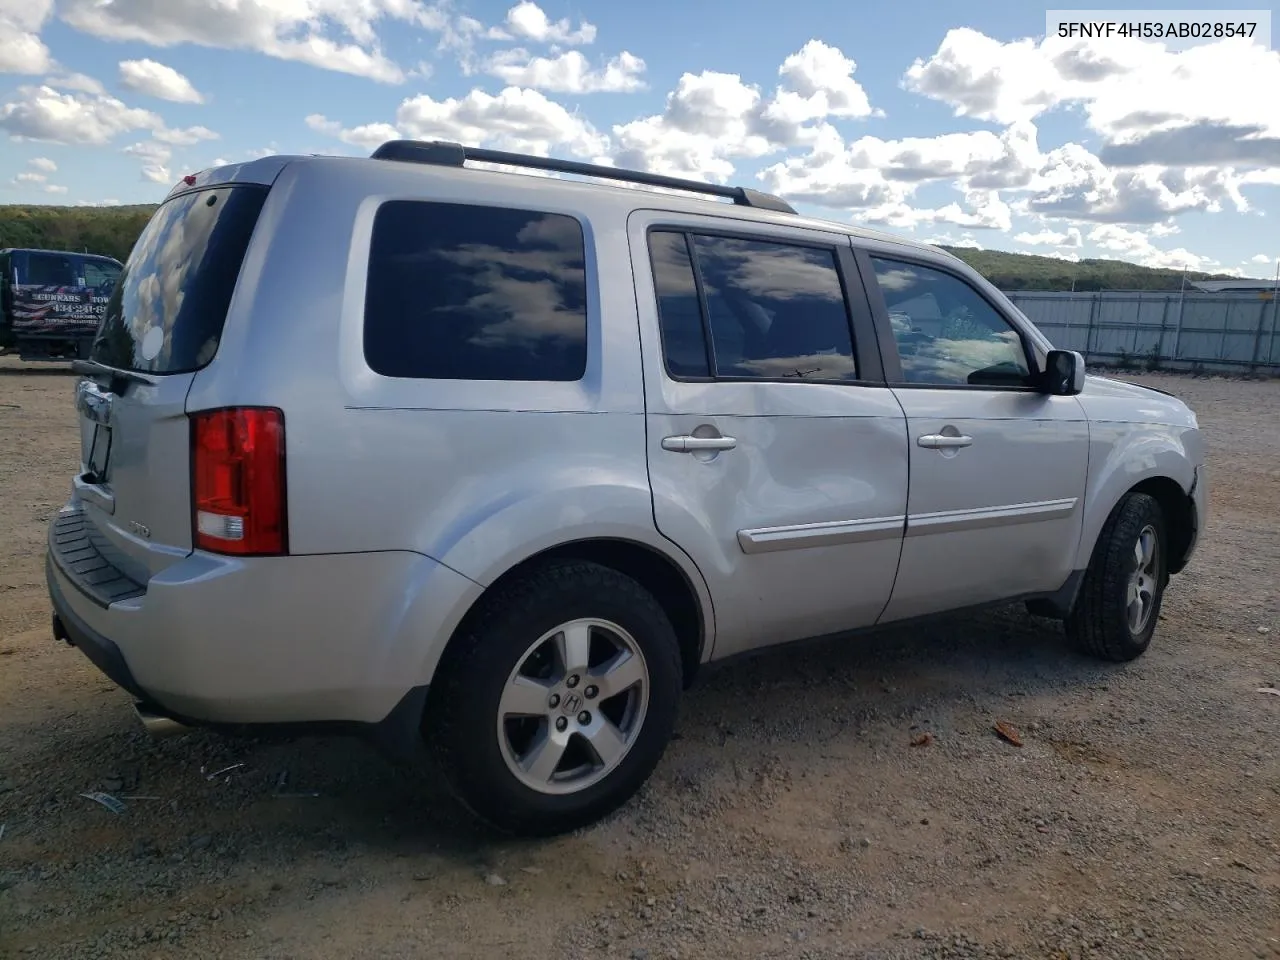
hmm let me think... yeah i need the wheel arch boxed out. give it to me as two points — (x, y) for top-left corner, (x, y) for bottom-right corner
(1078, 472), (1197, 577)
(1128, 475), (1197, 576)
(433, 537), (714, 693)
(1075, 422), (1198, 576)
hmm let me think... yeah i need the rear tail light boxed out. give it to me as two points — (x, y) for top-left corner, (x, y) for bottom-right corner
(190, 407), (287, 556)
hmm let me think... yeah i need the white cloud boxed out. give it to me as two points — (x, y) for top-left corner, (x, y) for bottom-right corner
(1025, 146), (1243, 223)
(119, 59), (206, 104)
(1088, 224), (1214, 270)
(123, 141), (173, 165)
(846, 122), (1040, 188)
(495, 2), (595, 45)
(1251, 253), (1275, 264)
(905, 28), (1280, 170)
(309, 39), (877, 187)
(0, 0), (53, 74)
(123, 132), (216, 182)
(13, 171), (46, 183)
(152, 125), (219, 146)
(613, 41), (876, 181)
(394, 86), (608, 158)
(29, 156), (56, 172)
(44, 183), (67, 194)
(484, 49), (645, 93)
(305, 113), (400, 151)
(1015, 226), (1084, 248)
(924, 233), (984, 250)
(58, 0), (444, 84)
(862, 190), (1013, 232)
(759, 122), (1040, 219)
(772, 40), (878, 122)
(0, 85), (160, 145)
(45, 72), (107, 95)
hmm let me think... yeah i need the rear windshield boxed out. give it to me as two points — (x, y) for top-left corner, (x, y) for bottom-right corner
(91, 185), (268, 374)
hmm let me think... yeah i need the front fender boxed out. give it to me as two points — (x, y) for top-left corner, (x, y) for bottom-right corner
(1075, 421), (1198, 570)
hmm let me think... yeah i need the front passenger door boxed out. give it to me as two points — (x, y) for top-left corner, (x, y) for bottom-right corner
(861, 251), (1090, 623)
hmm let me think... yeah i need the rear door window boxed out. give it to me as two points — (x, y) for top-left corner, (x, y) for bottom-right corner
(91, 185), (269, 374)
(25, 253), (78, 286)
(649, 230), (859, 382)
(363, 200), (588, 382)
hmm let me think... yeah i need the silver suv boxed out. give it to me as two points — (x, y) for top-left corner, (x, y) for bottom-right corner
(48, 141), (1207, 835)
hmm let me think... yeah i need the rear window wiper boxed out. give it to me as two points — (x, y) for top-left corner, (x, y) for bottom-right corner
(71, 359), (158, 395)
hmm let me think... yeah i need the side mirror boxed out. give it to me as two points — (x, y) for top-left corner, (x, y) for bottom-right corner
(1040, 349), (1086, 395)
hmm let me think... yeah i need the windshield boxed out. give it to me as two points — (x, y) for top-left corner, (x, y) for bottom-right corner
(90, 184), (268, 374)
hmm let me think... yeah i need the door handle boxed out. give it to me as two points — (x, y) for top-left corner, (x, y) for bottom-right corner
(917, 433), (973, 449)
(662, 435), (738, 453)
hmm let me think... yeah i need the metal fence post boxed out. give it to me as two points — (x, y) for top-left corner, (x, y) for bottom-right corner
(1172, 287), (1186, 361)
(1250, 298), (1268, 371)
(1220, 299), (1232, 362)
(1268, 264), (1280, 374)
(1267, 291), (1280, 374)
(1133, 292), (1143, 359)
(1157, 295), (1171, 367)
(1085, 293), (1099, 362)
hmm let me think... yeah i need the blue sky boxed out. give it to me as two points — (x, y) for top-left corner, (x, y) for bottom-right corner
(2, 0), (1279, 277)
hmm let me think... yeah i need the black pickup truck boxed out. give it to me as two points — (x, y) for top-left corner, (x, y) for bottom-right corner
(0, 248), (123, 361)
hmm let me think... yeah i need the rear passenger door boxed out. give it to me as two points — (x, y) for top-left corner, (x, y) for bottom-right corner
(628, 211), (910, 658)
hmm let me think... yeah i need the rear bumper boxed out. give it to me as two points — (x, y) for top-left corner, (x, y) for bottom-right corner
(46, 505), (482, 737)
(49, 558), (147, 700)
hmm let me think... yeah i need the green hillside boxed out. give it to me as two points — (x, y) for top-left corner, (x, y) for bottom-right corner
(0, 203), (1251, 291)
(938, 246), (1243, 292)
(0, 204), (157, 264)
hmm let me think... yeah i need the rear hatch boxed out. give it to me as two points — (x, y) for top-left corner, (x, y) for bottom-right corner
(69, 181), (270, 586)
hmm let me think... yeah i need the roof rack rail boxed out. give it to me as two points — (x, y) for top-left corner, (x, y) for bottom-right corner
(368, 139), (797, 215)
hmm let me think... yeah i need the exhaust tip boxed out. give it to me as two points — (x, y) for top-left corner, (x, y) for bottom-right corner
(133, 702), (189, 738)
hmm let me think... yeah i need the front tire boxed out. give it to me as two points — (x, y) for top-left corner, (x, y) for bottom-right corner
(1066, 492), (1167, 662)
(425, 560), (682, 836)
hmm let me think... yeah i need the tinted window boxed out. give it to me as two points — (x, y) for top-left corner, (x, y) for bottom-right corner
(91, 185), (268, 374)
(25, 253), (77, 286)
(83, 260), (122, 289)
(690, 235), (856, 380)
(870, 257), (1032, 387)
(364, 201), (588, 381)
(649, 230), (710, 378)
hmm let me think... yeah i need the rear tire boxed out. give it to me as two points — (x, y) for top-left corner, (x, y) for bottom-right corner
(1066, 492), (1167, 662)
(425, 559), (682, 836)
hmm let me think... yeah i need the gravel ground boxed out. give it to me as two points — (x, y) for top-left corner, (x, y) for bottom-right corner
(1, 357), (1277, 960)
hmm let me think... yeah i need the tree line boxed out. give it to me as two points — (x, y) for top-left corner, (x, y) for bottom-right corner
(0, 203), (1245, 292)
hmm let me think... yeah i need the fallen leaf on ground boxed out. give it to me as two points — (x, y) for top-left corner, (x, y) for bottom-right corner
(994, 722), (1024, 747)
(910, 733), (934, 747)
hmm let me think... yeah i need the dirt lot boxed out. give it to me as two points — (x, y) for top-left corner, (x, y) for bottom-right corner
(0, 358), (1277, 960)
